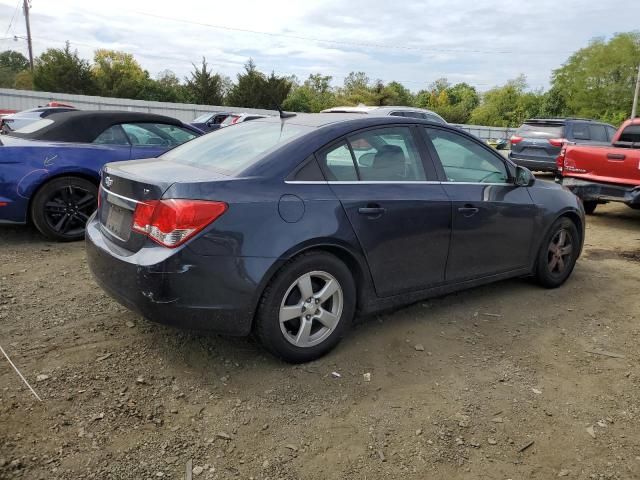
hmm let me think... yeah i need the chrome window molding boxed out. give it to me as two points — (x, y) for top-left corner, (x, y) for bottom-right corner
(284, 180), (514, 186)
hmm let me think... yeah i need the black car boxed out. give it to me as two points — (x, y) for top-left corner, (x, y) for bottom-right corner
(509, 118), (617, 172)
(86, 114), (585, 363)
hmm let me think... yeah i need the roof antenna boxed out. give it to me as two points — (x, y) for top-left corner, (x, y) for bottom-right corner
(276, 104), (296, 119)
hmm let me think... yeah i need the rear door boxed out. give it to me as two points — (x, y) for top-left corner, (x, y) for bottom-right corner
(422, 126), (537, 281)
(317, 125), (452, 297)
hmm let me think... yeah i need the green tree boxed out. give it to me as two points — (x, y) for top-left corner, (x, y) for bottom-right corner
(283, 73), (337, 112)
(551, 32), (640, 124)
(33, 42), (95, 94)
(383, 81), (414, 106)
(336, 71), (376, 105)
(184, 58), (226, 105)
(0, 50), (28, 72)
(226, 59), (291, 109)
(470, 75), (544, 127)
(92, 49), (147, 98)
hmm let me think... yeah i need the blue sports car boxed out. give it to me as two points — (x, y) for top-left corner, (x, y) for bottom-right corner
(0, 111), (202, 241)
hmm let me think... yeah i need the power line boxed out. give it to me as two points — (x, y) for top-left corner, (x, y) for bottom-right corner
(130, 10), (573, 56)
(3, 0), (21, 37)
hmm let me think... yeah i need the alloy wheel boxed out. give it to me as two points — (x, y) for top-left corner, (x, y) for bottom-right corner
(43, 185), (96, 237)
(279, 271), (343, 348)
(547, 228), (573, 275)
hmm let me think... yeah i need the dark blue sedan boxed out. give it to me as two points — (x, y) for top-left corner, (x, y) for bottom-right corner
(86, 114), (585, 363)
(0, 111), (201, 241)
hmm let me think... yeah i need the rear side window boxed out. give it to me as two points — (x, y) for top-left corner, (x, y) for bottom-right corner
(606, 126), (617, 141)
(347, 127), (426, 181)
(121, 123), (196, 146)
(571, 123), (591, 140)
(618, 125), (640, 143)
(318, 142), (358, 181)
(93, 125), (129, 145)
(589, 124), (608, 142)
(516, 123), (564, 138)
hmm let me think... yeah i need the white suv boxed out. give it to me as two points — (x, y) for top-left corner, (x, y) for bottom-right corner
(321, 106), (447, 124)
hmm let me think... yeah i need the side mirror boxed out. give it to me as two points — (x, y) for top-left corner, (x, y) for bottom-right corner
(515, 166), (535, 187)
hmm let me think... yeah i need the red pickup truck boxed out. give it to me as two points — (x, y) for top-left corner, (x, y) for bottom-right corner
(557, 118), (640, 214)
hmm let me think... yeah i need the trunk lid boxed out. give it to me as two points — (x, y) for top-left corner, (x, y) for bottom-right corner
(99, 158), (230, 252)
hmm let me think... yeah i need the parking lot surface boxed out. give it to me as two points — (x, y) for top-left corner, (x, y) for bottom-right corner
(1, 201), (639, 480)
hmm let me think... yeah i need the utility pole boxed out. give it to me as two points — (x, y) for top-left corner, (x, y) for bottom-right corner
(632, 63), (640, 119)
(22, 0), (33, 72)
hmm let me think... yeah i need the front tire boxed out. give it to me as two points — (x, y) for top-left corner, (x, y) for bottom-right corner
(534, 217), (579, 288)
(255, 251), (356, 363)
(31, 176), (97, 242)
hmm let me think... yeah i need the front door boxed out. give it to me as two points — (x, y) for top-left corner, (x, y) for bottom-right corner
(422, 126), (537, 282)
(317, 126), (451, 297)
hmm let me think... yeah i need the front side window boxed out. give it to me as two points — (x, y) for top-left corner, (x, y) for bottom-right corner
(425, 127), (508, 183)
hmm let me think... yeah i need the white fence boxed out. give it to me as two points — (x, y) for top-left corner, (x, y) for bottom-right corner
(0, 88), (276, 122)
(0, 88), (516, 139)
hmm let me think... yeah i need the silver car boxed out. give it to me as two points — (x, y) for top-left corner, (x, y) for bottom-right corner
(321, 105), (447, 124)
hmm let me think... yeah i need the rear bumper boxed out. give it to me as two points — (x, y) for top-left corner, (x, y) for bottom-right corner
(560, 177), (640, 206)
(508, 153), (557, 172)
(85, 215), (277, 336)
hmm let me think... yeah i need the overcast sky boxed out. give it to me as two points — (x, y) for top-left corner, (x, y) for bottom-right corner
(0, 0), (638, 92)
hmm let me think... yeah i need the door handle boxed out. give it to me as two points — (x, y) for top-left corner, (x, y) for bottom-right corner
(358, 205), (386, 216)
(607, 153), (625, 160)
(458, 205), (479, 217)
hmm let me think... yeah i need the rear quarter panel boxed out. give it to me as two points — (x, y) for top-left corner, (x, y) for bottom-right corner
(0, 142), (130, 223)
(564, 144), (640, 186)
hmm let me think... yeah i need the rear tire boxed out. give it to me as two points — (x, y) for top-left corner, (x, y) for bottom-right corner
(31, 176), (97, 242)
(583, 200), (597, 215)
(255, 251), (356, 363)
(534, 217), (579, 288)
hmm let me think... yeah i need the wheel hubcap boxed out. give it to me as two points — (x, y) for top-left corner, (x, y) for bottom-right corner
(279, 271), (343, 348)
(43, 185), (96, 236)
(547, 228), (573, 275)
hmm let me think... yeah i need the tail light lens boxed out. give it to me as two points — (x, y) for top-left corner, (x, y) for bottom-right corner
(548, 138), (566, 147)
(510, 135), (523, 145)
(132, 199), (227, 248)
(97, 184), (102, 210)
(556, 145), (567, 173)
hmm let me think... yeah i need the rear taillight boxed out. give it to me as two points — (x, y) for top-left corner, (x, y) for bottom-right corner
(556, 145), (567, 173)
(548, 138), (566, 147)
(97, 184), (102, 210)
(132, 199), (227, 248)
(510, 135), (523, 145)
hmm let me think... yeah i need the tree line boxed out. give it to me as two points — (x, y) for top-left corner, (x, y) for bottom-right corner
(0, 32), (638, 127)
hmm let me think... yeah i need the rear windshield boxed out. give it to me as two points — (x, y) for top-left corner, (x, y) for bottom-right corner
(162, 121), (312, 175)
(618, 125), (640, 143)
(516, 123), (564, 138)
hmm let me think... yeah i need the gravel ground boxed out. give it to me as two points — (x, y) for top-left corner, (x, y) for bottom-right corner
(1, 199), (639, 480)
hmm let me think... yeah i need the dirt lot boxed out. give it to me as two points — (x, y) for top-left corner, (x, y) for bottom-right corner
(1, 199), (639, 480)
